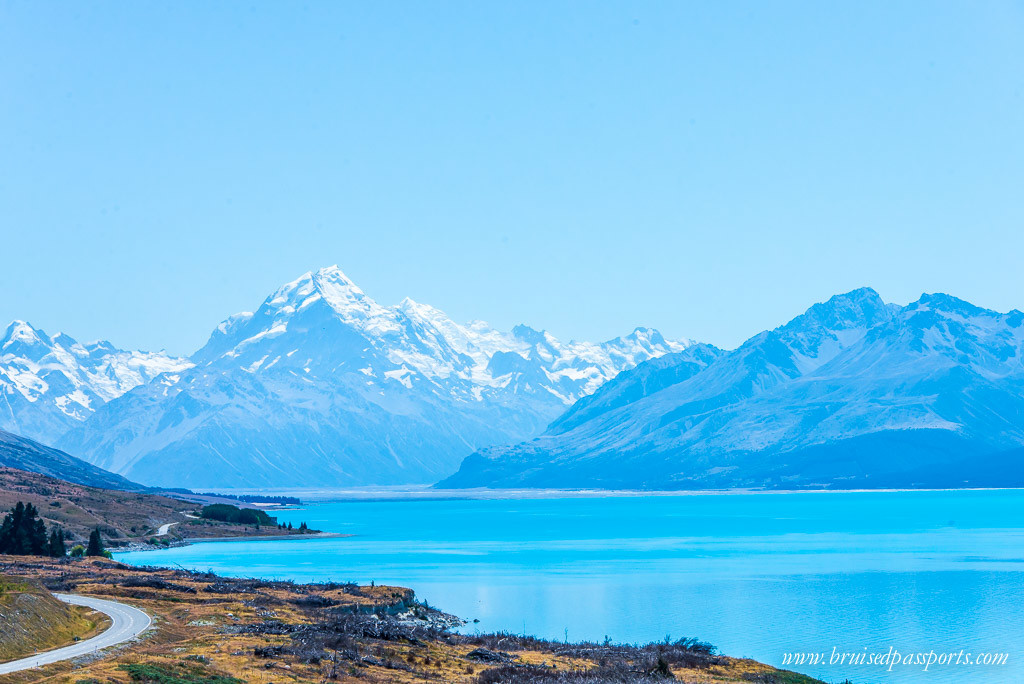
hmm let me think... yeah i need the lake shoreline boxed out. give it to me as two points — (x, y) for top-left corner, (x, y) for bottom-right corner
(114, 489), (1024, 684)
(195, 484), (1024, 503)
(112, 530), (350, 554)
(1, 556), (825, 684)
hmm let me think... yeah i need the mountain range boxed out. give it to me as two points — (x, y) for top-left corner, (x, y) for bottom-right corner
(0, 321), (191, 444)
(8, 277), (1024, 492)
(52, 266), (687, 487)
(441, 288), (1024, 490)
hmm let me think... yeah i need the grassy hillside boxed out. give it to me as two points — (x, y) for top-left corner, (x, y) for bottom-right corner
(0, 574), (105, 661)
(0, 467), (317, 549)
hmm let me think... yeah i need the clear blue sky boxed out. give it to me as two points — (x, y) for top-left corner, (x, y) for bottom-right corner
(1, 2), (1022, 356)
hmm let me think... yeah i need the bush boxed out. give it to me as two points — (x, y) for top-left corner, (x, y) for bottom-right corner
(199, 504), (276, 527)
(118, 663), (242, 684)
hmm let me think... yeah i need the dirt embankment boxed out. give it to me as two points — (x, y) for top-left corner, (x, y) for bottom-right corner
(0, 575), (107, 661)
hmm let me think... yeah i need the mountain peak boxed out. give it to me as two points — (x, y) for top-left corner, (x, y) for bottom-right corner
(55, 270), (689, 488)
(511, 324), (547, 345)
(786, 287), (890, 334)
(397, 297), (450, 323)
(823, 286), (884, 309)
(1, 320), (48, 353)
(3, 319), (42, 340)
(261, 265), (379, 321)
(910, 292), (989, 318)
(313, 264), (359, 288)
(442, 287), (1024, 492)
(626, 327), (667, 344)
(1, 322), (191, 444)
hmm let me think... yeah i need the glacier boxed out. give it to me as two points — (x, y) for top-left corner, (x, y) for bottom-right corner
(54, 266), (689, 487)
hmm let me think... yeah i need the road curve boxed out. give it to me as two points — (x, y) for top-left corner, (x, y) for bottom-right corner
(0, 594), (151, 675)
(154, 521), (179, 537)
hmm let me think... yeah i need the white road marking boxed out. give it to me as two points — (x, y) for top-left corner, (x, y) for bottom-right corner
(0, 594), (152, 674)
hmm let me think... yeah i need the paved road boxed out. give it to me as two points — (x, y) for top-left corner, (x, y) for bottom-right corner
(0, 594), (151, 674)
(154, 521), (179, 536)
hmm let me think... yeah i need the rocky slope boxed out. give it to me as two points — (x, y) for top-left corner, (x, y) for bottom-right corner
(442, 288), (1024, 489)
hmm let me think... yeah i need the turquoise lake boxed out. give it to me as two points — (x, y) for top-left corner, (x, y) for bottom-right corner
(116, 490), (1024, 683)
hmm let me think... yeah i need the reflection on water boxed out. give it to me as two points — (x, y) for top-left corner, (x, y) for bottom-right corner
(117, 490), (1024, 683)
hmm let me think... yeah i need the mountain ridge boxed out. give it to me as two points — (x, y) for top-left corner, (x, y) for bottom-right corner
(440, 288), (1024, 490)
(0, 321), (191, 445)
(0, 428), (140, 491)
(58, 266), (688, 488)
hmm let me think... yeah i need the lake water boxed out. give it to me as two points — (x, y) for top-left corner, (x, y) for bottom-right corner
(116, 490), (1024, 683)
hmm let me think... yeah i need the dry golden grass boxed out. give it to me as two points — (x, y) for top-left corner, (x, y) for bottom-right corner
(0, 468), (320, 551)
(0, 576), (107, 662)
(0, 557), (823, 684)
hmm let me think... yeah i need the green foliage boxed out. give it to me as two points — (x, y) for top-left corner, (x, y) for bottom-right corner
(0, 502), (50, 556)
(0, 578), (29, 596)
(86, 528), (105, 557)
(199, 504), (275, 527)
(69, 544), (86, 557)
(118, 662), (242, 684)
(49, 528), (67, 557)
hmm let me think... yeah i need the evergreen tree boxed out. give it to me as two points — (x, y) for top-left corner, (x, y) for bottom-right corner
(0, 502), (50, 556)
(49, 528), (67, 557)
(30, 510), (47, 554)
(86, 528), (105, 557)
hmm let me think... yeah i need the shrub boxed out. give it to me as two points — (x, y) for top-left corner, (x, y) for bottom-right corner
(199, 504), (276, 527)
(118, 662), (242, 684)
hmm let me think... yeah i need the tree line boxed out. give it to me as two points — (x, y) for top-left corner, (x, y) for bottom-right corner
(199, 503), (312, 532)
(200, 503), (277, 526)
(0, 501), (107, 558)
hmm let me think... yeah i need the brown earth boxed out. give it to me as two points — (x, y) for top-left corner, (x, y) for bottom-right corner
(0, 575), (107, 662)
(0, 468), (319, 549)
(0, 556), (824, 684)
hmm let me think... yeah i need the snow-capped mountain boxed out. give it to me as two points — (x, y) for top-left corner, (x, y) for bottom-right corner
(441, 288), (1024, 490)
(0, 321), (192, 444)
(59, 266), (689, 487)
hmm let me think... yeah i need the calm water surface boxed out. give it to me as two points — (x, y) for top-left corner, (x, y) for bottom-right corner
(117, 491), (1024, 683)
